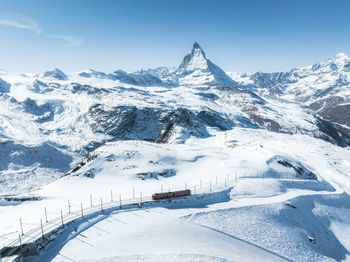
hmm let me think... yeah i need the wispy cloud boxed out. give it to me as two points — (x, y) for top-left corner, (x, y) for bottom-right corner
(47, 34), (84, 48)
(0, 13), (41, 34)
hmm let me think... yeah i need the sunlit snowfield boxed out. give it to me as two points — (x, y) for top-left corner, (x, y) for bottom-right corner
(1, 43), (350, 261)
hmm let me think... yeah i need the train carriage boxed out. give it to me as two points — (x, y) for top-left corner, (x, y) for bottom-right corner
(152, 189), (191, 200)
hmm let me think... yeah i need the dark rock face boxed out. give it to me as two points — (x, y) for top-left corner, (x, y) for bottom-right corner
(88, 103), (234, 144)
(21, 98), (57, 123)
(318, 103), (350, 127)
(88, 104), (138, 137)
(248, 113), (281, 132)
(0, 77), (10, 93)
(316, 117), (350, 147)
(308, 96), (350, 147)
(198, 109), (231, 131)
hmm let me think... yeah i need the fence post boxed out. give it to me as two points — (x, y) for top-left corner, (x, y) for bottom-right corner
(60, 210), (64, 226)
(194, 185), (196, 194)
(19, 234), (22, 255)
(161, 184), (163, 193)
(119, 194), (122, 209)
(90, 194), (93, 207)
(19, 218), (23, 236)
(111, 190), (113, 202)
(68, 199), (71, 214)
(101, 197), (104, 212)
(40, 219), (44, 238)
(140, 192), (142, 205)
(133, 187), (135, 199)
(81, 203), (84, 218)
(44, 207), (48, 223)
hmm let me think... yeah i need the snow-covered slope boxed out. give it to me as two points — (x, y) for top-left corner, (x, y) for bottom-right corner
(1, 43), (350, 261)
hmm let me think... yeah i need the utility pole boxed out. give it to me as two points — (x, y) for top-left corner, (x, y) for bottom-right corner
(44, 207), (48, 223)
(101, 198), (104, 212)
(90, 194), (93, 207)
(68, 199), (71, 214)
(111, 190), (113, 202)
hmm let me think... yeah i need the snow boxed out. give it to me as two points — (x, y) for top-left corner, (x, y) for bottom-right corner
(1, 128), (350, 261)
(1, 44), (350, 261)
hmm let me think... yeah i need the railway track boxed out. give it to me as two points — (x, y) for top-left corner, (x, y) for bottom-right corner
(1, 181), (231, 261)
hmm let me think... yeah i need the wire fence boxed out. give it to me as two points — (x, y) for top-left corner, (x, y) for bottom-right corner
(0, 170), (310, 261)
(1, 174), (240, 261)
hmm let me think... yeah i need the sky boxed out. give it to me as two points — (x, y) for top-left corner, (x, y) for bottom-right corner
(0, 0), (349, 74)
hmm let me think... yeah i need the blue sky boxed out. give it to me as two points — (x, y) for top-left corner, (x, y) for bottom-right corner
(0, 0), (349, 73)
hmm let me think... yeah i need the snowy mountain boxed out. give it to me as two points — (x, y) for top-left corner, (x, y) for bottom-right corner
(0, 43), (349, 194)
(232, 52), (350, 146)
(175, 42), (237, 86)
(1, 43), (350, 261)
(41, 68), (68, 81)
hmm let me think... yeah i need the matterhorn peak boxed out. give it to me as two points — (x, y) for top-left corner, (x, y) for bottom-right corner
(192, 42), (203, 50)
(177, 42), (208, 73)
(175, 42), (236, 86)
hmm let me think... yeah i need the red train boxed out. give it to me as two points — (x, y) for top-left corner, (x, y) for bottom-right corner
(152, 189), (191, 200)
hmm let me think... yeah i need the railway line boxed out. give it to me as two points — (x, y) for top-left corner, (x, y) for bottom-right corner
(0, 180), (231, 261)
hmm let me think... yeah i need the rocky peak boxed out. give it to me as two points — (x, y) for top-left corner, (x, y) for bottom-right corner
(175, 42), (236, 86)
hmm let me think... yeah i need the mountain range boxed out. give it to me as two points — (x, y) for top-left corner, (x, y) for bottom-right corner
(0, 42), (349, 194)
